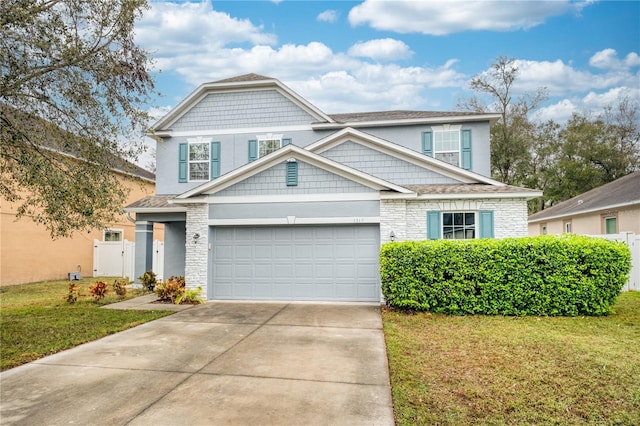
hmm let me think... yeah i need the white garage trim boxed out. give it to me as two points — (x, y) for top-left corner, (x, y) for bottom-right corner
(209, 216), (380, 226)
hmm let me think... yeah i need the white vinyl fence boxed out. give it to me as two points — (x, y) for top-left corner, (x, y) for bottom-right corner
(589, 232), (639, 292)
(93, 239), (164, 281)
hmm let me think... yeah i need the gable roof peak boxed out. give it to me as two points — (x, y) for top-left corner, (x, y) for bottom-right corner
(212, 73), (275, 84)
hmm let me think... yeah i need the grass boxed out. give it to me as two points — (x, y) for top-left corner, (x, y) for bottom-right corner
(0, 278), (174, 371)
(383, 291), (640, 426)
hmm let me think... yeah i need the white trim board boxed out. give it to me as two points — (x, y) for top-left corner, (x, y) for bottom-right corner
(209, 216), (380, 226)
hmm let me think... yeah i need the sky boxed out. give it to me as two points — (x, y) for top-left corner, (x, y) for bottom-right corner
(132, 0), (640, 165)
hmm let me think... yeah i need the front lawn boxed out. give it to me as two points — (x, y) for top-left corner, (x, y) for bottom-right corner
(383, 291), (640, 425)
(0, 278), (174, 371)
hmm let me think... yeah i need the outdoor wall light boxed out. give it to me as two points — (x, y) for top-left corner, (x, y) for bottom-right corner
(390, 231), (396, 241)
(193, 233), (200, 243)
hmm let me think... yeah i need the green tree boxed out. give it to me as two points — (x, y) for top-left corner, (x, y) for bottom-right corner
(458, 56), (547, 185)
(545, 99), (640, 204)
(1, 0), (155, 237)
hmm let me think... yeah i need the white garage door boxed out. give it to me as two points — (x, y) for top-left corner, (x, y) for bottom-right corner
(211, 225), (380, 301)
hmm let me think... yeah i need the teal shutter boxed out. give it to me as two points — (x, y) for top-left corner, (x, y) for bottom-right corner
(479, 210), (494, 238)
(248, 139), (257, 162)
(282, 138), (292, 146)
(422, 131), (433, 157)
(461, 129), (472, 170)
(210, 141), (220, 179)
(427, 210), (441, 240)
(178, 143), (188, 183)
(286, 161), (298, 186)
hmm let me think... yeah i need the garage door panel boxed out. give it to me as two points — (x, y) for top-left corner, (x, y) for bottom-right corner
(211, 225), (380, 301)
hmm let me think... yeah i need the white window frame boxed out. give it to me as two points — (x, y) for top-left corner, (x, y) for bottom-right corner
(432, 125), (462, 167)
(188, 137), (211, 182)
(103, 228), (123, 242)
(604, 216), (617, 234)
(564, 220), (572, 233)
(442, 211), (477, 240)
(257, 133), (283, 158)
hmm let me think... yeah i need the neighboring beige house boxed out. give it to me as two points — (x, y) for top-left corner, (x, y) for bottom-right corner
(528, 171), (640, 236)
(0, 164), (163, 286)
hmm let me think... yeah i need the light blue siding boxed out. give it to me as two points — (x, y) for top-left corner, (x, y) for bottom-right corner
(170, 90), (317, 131)
(321, 140), (461, 185)
(216, 161), (376, 196)
(209, 200), (380, 220)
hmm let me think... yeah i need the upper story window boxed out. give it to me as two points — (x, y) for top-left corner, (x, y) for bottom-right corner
(178, 137), (220, 183)
(434, 129), (461, 166)
(248, 135), (291, 162)
(258, 134), (283, 158)
(189, 140), (210, 181)
(422, 125), (472, 170)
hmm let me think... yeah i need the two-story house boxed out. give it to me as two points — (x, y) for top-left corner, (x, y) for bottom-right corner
(125, 73), (541, 302)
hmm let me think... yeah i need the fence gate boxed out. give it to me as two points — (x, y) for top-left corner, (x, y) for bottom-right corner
(590, 232), (639, 291)
(93, 239), (164, 281)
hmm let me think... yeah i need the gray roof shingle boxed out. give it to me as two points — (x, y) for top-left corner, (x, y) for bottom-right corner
(125, 195), (179, 209)
(405, 184), (540, 195)
(528, 171), (640, 222)
(328, 110), (493, 123)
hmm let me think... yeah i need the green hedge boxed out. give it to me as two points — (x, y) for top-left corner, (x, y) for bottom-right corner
(380, 235), (631, 316)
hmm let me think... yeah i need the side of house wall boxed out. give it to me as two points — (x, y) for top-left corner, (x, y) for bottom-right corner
(0, 175), (163, 286)
(528, 206), (640, 236)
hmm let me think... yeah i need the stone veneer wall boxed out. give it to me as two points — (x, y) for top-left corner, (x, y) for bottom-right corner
(380, 198), (529, 244)
(184, 204), (209, 297)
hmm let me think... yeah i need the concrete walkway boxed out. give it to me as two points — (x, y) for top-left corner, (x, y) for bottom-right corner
(0, 300), (394, 425)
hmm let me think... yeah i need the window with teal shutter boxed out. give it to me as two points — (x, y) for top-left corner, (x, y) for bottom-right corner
(427, 210), (441, 240)
(422, 131), (433, 157)
(178, 143), (188, 183)
(479, 210), (494, 238)
(461, 129), (472, 170)
(248, 139), (257, 162)
(286, 161), (298, 186)
(282, 138), (292, 146)
(210, 141), (220, 179)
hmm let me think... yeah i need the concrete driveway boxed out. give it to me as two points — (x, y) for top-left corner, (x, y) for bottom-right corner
(0, 302), (394, 425)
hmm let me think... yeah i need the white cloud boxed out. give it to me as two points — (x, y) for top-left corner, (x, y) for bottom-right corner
(508, 59), (638, 96)
(534, 99), (578, 123)
(348, 38), (413, 61)
(533, 87), (639, 123)
(589, 48), (640, 70)
(135, 1), (276, 57)
(317, 9), (339, 23)
(348, 0), (588, 35)
(134, 3), (467, 113)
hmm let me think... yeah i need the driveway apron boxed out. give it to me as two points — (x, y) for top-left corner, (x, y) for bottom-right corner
(0, 302), (394, 425)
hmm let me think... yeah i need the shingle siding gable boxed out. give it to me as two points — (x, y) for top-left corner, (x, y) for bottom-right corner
(171, 90), (316, 132)
(320, 140), (461, 185)
(216, 161), (376, 196)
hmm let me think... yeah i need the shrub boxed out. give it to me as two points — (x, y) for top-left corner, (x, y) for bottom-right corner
(65, 282), (80, 304)
(380, 235), (631, 316)
(88, 281), (109, 302)
(112, 279), (128, 297)
(138, 270), (157, 291)
(155, 276), (185, 303)
(175, 286), (205, 305)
